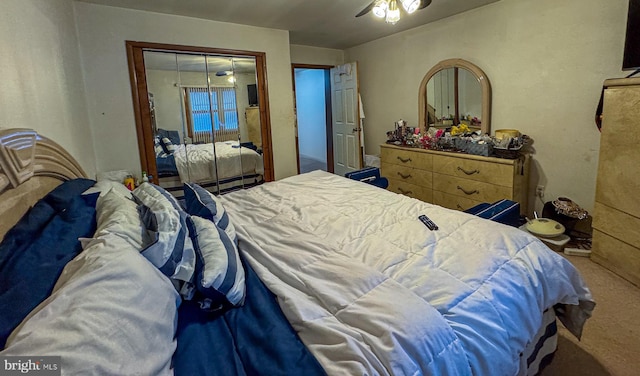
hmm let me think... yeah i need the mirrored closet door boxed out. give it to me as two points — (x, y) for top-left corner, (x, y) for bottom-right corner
(126, 42), (273, 198)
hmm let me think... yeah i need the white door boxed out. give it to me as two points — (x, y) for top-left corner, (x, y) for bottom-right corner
(331, 62), (362, 176)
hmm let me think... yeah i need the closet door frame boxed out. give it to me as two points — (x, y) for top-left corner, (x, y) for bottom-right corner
(125, 40), (274, 184)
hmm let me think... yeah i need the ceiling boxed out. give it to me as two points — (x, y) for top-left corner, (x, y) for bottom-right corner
(76, 0), (499, 50)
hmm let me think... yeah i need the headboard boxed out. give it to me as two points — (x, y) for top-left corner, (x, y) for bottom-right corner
(0, 128), (87, 240)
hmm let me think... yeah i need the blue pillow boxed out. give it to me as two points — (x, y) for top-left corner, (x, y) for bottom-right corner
(183, 183), (236, 242)
(43, 178), (97, 212)
(154, 136), (167, 157)
(0, 182), (98, 348)
(186, 215), (245, 311)
(161, 137), (178, 154)
(133, 183), (195, 298)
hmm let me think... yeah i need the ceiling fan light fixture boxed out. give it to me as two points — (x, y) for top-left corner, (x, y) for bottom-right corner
(401, 0), (420, 14)
(372, 0), (388, 18)
(385, 0), (400, 24)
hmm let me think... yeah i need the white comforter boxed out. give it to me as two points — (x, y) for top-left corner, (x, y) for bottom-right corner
(221, 170), (594, 376)
(173, 141), (264, 183)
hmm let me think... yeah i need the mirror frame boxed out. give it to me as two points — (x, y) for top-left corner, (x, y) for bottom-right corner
(418, 58), (492, 135)
(125, 40), (274, 184)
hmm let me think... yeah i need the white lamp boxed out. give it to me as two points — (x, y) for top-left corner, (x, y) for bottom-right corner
(385, 0), (400, 25)
(401, 0), (420, 14)
(372, 0), (388, 18)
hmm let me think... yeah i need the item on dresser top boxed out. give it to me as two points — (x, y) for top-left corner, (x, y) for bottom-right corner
(386, 120), (421, 146)
(494, 129), (521, 140)
(492, 134), (530, 159)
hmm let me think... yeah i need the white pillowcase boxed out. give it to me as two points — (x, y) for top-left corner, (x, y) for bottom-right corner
(189, 215), (246, 308)
(133, 183), (195, 297)
(82, 180), (133, 198)
(2, 232), (180, 375)
(93, 188), (147, 249)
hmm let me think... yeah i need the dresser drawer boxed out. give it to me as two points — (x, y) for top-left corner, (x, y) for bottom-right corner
(591, 229), (640, 287)
(388, 180), (432, 203)
(381, 163), (432, 189)
(593, 202), (640, 247)
(432, 173), (512, 203)
(432, 154), (513, 187)
(381, 147), (432, 170)
(432, 191), (483, 211)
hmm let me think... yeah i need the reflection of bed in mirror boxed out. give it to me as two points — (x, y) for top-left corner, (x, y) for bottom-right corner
(154, 129), (264, 198)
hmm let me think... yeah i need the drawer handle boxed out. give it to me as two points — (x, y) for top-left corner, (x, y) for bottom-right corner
(457, 166), (480, 175)
(457, 186), (479, 195)
(397, 172), (412, 179)
(398, 188), (413, 195)
(397, 156), (412, 163)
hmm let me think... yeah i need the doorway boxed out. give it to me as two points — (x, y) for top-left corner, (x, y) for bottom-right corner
(292, 64), (333, 174)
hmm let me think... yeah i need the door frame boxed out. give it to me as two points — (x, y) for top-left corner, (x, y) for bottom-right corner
(291, 63), (334, 174)
(125, 40), (274, 183)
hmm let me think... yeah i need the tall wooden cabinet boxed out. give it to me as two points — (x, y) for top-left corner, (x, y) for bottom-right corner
(591, 77), (640, 287)
(380, 144), (529, 215)
(245, 107), (262, 149)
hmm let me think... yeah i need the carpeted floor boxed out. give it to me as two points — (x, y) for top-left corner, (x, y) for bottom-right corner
(299, 155), (327, 174)
(541, 255), (640, 376)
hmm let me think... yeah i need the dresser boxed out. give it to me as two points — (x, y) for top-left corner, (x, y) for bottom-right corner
(380, 144), (529, 215)
(591, 77), (640, 287)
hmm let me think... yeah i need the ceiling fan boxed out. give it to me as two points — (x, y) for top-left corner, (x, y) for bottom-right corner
(356, 0), (432, 24)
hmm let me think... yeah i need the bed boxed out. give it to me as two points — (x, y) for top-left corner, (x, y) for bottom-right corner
(155, 129), (264, 197)
(0, 128), (594, 375)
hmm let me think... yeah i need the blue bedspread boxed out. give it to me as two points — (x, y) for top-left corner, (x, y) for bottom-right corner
(0, 179), (97, 348)
(173, 255), (326, 376)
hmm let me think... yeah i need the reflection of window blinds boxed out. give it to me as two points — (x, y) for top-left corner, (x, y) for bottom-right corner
(187, 87), (239, 143)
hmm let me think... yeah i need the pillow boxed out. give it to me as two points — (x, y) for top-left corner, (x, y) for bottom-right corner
(2, 232), (180, 375)
(93, 188), (147, 249)
(183, 183), (237, 242)
(161, 137), (178, 154)
(187, 215), (245, 309)
(95, 170), (131, 184)
(157, 128), (181, 146)
(82, 179), (133, 199)
(0, 181), (98, 348)
(133, 183), (195, 297)
(154, 136), (167, 157)
(42, 178), (97, 212)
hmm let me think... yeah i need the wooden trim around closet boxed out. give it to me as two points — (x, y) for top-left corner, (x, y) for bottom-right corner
(125, 40), (274, 183)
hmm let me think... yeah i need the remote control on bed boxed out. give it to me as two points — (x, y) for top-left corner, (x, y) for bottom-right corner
(419, 215), (438, 231)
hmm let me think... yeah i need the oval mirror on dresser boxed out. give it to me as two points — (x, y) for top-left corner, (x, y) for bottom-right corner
(418, 58), (492, 135)
(381, 58), (529, 215)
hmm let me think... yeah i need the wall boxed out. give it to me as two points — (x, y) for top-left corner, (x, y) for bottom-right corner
(73, 2), (296, 180)
(295, 69), (327, 162)
(346, 0), (629, 214)
(0, 0), (97, 178)
(290, 44), (345, 66)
